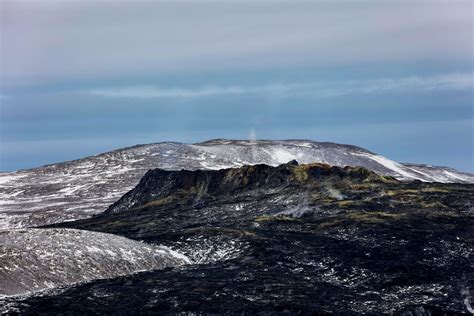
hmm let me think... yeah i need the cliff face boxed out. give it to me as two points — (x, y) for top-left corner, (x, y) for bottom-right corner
(9, 161), (467, 314)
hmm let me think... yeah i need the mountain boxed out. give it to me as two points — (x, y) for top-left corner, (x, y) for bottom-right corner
(4, 161), (473, 314)
(0, 228), (189, 297)
(1, 139), (472, 229)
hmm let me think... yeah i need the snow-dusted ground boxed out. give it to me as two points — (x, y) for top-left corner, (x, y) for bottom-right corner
(0, 228), (190, 297)
(0, 139), (472, 229)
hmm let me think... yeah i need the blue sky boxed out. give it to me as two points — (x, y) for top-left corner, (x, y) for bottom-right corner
(0, 0), (473, 172)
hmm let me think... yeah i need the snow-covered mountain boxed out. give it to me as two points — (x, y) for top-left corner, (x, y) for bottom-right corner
(1, 139), (472, 229)
(0, 228), (190, 297)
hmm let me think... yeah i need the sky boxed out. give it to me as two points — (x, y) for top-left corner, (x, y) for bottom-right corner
(0, 0), (473, 172)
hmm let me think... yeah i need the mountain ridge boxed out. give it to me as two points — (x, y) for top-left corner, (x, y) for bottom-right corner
(0, 139), (472, 229)
(3, 138), (464, 173)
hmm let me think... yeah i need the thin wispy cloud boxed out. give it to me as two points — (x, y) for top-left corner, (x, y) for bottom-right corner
(89, 85), (258, 98)
(88, 73), (473, 99)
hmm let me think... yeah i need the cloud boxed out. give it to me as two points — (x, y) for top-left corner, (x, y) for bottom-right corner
(89, 85), (253, 98)
(88, 73), (473, 99)
(2, 0), (472, 85)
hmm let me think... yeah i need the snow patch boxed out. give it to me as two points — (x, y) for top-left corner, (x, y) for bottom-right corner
(0, 228), (191, 297)
(354, 153), (425, 181)
(272, 148), (298, 164)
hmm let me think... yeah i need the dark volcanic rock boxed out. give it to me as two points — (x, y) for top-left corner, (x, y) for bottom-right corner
(4, 162), (474, 315)
(105, 162), (385, 214)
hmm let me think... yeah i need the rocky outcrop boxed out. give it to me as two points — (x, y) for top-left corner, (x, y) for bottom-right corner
(106, 161), (393, 213)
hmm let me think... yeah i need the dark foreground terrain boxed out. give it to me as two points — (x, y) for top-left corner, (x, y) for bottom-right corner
(3, 161), (474, 315)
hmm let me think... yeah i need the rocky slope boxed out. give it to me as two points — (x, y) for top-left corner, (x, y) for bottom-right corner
(4, 161), (471, 314)
(1, 139), (472, 229)
(0, 228), (190, 297)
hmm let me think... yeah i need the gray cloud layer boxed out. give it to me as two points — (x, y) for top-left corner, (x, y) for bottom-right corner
(2, 0), (472, 85)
